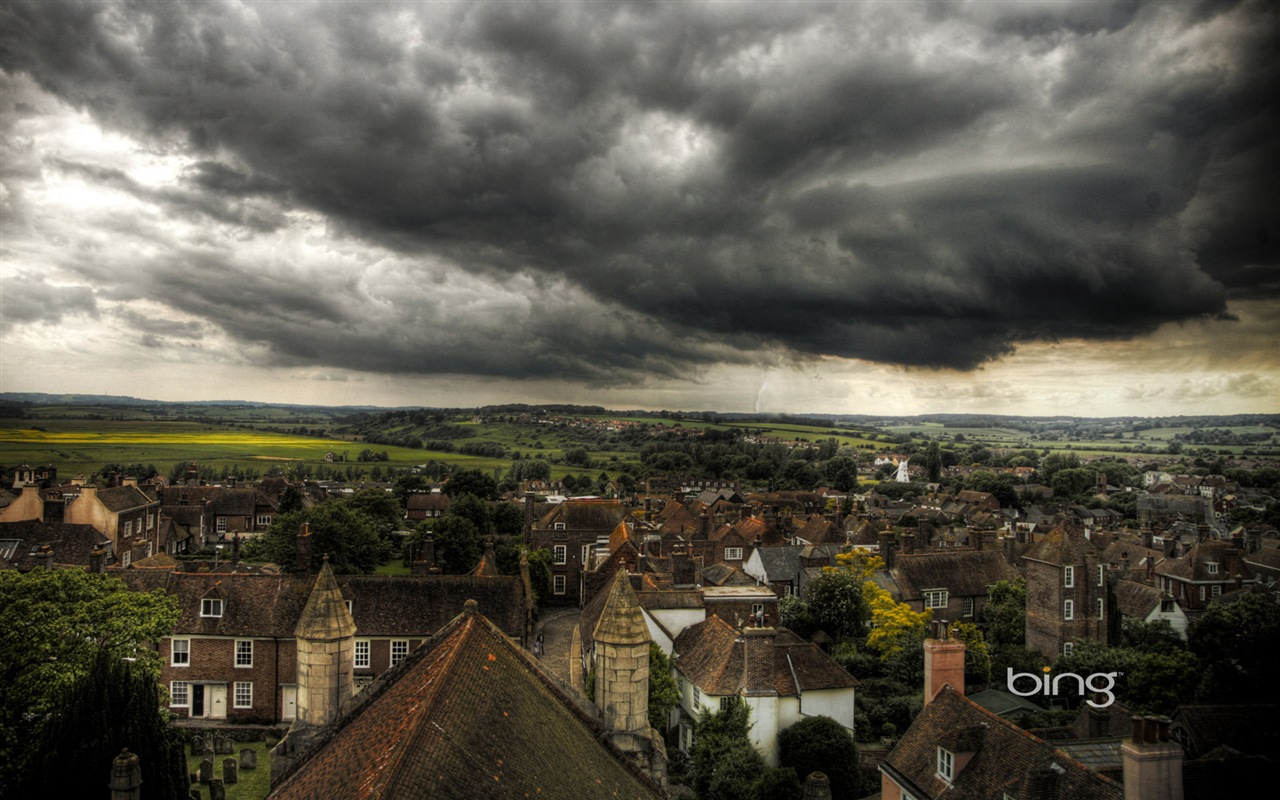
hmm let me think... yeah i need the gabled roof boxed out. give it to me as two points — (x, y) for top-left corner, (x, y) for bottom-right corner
(672, 618), (856, 697)
(269, 604), (661, 800)
(893, 551), (1018, 600)
(794, 515), (844, 546)
(536, 500), (627, 531)
(93, 485), (156, 513)
(1112, 580), (1168, 618)
(1154, 541), (1253, 583)
(700, 563), (756, 587)
(883, 686), (1122, 800)
(1023, 527), (1100, 567)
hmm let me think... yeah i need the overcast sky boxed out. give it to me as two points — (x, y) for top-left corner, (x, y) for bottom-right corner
(1, 1), (1276, 416)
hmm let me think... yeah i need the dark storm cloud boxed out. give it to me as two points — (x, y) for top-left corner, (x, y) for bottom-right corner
(1, 0), (1274, 380)
(0, 272), (97, 329)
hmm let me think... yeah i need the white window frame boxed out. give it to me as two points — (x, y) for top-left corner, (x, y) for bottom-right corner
(553, 575), (566, 595)
(124, 520), (132, 537)
(1097, 564), (1105, 586)
(391, 639), (409, 666)
(1064, 641), (1074, 656)
(1206, 562), (1219, 575)
(553, 545), (567, 564)
(962, 597), (974, 617)
(355, 639), (370, 669)
(1200, 586), (1206, 601)
(1211, 585), (1221, 598)
(1097, 598), (1105, 620)
(925, 589), (949, 609)
(172, 638), (190, 667)
(693, 685), (701, 708)
(1064, 565), (1075, 588)
(147, 513), (155, 530)
(201, 598), (223, 618)
(937, 747), (954, 782)
(234, 681), (252, 708)
(256, 514), (272, 526)
(553, 522), (566, 530)
(582, 544), (592, 565)
(170, 681), (190, 707)
(216, 517), (228, 533)
(724, 547), (743, 561)
(235, 639), (253, 668)
(1064, 599), (1074, 620)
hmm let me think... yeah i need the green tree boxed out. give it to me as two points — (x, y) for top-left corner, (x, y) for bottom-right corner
(448, 492), (492, 535)
(981, 578), (1026, 648)
(1051, 467), (1098, 499)
(245, 503), (387, 573)
(446, 469), (500, 500)
(691, 697), (764, 800)
(823, 456), (859, 493)
(649, 644), (679, 731)
(392, 474), (432, 505)
(924, 441), (942, 483)
(777, 716), (861, 800)
(1188, 592), (1280, 702)
(426, 515), (483, 574)
(22, 650), (188, 799)
(345, 487), (404, 535)
(492, 502), (526, 536)
(0, 569), (179, 793)
(796, 569), (871, 643)
(947, 621), (992, 686)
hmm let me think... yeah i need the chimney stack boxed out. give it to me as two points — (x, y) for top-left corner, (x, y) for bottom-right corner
(1122, 716), (1183, 800)
(923, 625), (965, 703)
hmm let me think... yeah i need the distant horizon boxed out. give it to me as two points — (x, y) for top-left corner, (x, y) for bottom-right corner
(4, 390), (1276, 422)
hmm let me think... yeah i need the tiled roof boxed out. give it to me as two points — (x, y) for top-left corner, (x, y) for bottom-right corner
(270, 605), (662, 800)
(94, 486), (156, 513)
(673, 618), (855, 697)
(1154, 541), (1253, 583)
(892, 551), (1018, 600)
(1112, 580), (1164, 618)
(0, 520), (111, 570)
(1023, 526), (1100, 566)
(794, 516), (844, 545)
(536, 500), (628, 531)
(700, 563), (756, 587)
(883, 686), (1122, 800)
(406, 493), (451, 511)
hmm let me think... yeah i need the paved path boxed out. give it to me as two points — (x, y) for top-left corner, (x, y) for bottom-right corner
(532, 606), (583, 693)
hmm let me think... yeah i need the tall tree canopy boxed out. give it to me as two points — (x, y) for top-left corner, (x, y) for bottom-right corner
(245, 502), (387, 573)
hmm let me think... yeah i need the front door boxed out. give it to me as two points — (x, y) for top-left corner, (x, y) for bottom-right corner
(207, 684), (227, 719)
(193, 684), (205, 717)
(281, 685), (297, 721)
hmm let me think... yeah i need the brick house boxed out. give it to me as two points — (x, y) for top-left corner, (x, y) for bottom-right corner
(890, 549), (1019, 624)
(531, 500), (629, 606)
(1153, 540), (1256, 613)
(117, 566), (526, 723)
(63, 484), (161, 565)
(1023, 527), (1112, 660)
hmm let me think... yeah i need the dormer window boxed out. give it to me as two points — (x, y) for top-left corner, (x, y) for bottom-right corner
(1206, 562), (1219, 575)
(554, 522), (566, 530)
(937, 747), (955, 782)
(201, 598), (224, 618)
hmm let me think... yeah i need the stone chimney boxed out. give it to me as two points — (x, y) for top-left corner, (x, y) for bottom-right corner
(295, 523), (313, 574)
(89, 545), (106, 574)
(32, 544), (54, 570)
(923, 625), (965, 703)
(900, 532), (916, 555)
(879, 532), (897, 568)
(699, 511), (710, 539)
(1122, 716), (1183, 800)
(109, 749), (142, 800)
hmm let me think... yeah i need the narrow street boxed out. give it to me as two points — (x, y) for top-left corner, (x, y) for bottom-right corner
(532, 606), (584, 694)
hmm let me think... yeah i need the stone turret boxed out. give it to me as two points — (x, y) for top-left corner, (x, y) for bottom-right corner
(592, 570), (667, 787)
(270, 556), (357, 786)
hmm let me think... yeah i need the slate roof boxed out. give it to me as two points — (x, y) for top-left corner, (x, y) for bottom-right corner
(751, 546), (803, 580)
(1154, 541), (1253, 583)
(1112, 580), (1166, 618)
(269, 604), (661, 800)
(892, 551), (1018, 600)
(0, 520), (112, 570)
(882, 686), (1123, 800)
(114, 570), (524, 638)
(700, 563), (756, 587)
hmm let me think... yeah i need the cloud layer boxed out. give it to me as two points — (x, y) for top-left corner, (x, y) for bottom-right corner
(1, 0), (1276, 387)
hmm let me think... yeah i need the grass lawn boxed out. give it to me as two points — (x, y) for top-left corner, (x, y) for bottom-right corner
(186, 740), (272, 800)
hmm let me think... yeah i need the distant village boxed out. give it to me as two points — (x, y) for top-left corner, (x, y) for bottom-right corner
(2, 424), (1278, 799)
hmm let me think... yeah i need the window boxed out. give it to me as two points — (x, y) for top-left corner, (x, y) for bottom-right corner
(216, 517), (227, 533)
(1200, 586), (1206, 601)
(355, 640), (370, 669)
(1211, 585), (1222, 598)
(693, 685), (701, 708)
(1097, 598), (1105, 620)
(553, 575), (566, 595)
(256, 514), (272, 526)
(582, 544), (592, 565)
(1064, 566), (1075, 588)
(147, 513), (155, 530)
(124, 520), (132, 537)
(170, 681), (190, 707)
(201, 598), (223, 617)
(235, 640), (253, 668)
(554, 522), (566, 530)
(962, 597), (974, 617)
(121, 550), (130, 568)
(1097, 565), (1105, 586)
(719, 696), (733, 711)
(172, 639), (190, 666)
(345, 600), (353, 614)
(1206, 562), (1219, 575)
(391, 640), (409, 666)
(724, 547), (743, 561)
(937, 747), (954, 781)
(1064, 599), (1074, 620)
(234, 681), (252, 708)
(924, 590), (949, 609)
(1064, 641), (1074, 656)
(553, 545), (567, 564)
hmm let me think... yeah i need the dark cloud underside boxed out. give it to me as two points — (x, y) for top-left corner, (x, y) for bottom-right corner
(1, 0), (1275, 381)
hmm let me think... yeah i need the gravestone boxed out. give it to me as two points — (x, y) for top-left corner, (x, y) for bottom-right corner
(189, 735), (206, 756)
(240, 747), (257, 770)
(223, 758), (238, 785)
(215, 735), (235, 755)
(209, 778), (226, 800)
(198, 758), (214, 784)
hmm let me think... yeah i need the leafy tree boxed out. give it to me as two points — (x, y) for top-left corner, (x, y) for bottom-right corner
(823, 456), (859, 493)
(1039, 452), (1081, 482)
(392, 474), (432, 505)
(445, 469), (500, 500)
(0, 570), (179, 794)
(798, 569), (870, 642)
(431, 515), (485, 574)
(1053, 639), (1199, 715)
(1051, 467), (1098, 499)
(1188, 592), (1280, 702)
(564, 447), (591, 467)
(278, 483), (305, 513)
(1120, 618), (1184, 654)
(752, 768), (802, 800)
(864, 581), (930, 656)
(963, 471), (1019, 508)
(344, 487), (404, 535)
(492, 502), (527, 537)
(649, 644), (680, 731)
(22, 650), (188, 799)
(245, 503), (387, 573)
(777, 716), (861, 800)
(448, 492), (492, 534)
(923, 442), (942, 483)
(981, 578), (1026, 648)
(947, 621), (992, 686)
(690, 697), (764, 800)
